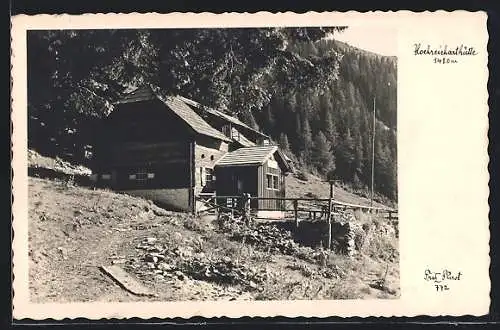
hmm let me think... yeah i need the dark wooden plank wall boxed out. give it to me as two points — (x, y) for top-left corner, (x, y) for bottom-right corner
(98, 99), (197, 192)
(104, 100), (193, 145)
(109, 141), (191, 190)
(215, 166), (258, 209)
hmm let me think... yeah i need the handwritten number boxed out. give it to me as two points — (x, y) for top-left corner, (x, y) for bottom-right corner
(435, 284), (449, 292)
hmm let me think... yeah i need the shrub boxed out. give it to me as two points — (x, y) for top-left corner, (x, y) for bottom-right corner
(362, 230), (399, 262)
(325, 283), (364, 300)
(183, 218), (206, 233)
(353, 209), (370, 224)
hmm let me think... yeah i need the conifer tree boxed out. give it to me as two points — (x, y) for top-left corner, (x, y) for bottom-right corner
(323, 109), (339, 147)
(262, 105), (276, 134)
(299, 115), (313, 164)
(311, 131), (333, 175)
(278, 133), (291, 152)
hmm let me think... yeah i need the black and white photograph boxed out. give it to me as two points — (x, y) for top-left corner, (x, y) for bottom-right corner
(25, 25), (399, 303)
(12, 11), (490, 319)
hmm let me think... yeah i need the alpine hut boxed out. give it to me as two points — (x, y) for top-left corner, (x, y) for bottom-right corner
(92, 85), (292, 216)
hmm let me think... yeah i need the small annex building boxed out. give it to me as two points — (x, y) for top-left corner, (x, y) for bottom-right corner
(214, 145), (292, 219)
(92, 85), (292, 216)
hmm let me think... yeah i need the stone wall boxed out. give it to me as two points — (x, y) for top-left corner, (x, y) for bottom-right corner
(274, 211), (365, 257)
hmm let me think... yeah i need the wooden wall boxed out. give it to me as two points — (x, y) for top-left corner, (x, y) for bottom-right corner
(103, 100), (193, 146)
(96, 99), (197, 211)
(193, 137), (228, 195)
(257, 160), (285, 211)
(214, 166), (258, 208)
(98, 141), (190, 190)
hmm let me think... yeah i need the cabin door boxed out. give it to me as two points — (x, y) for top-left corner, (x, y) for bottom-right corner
(233, 173), (245, 195)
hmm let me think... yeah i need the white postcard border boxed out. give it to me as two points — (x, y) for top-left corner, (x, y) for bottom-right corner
(11, 11), (490, 319)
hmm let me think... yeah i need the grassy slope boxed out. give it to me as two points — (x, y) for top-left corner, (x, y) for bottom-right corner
(28, 176), (399, 302)
(286, 173), (391, 209)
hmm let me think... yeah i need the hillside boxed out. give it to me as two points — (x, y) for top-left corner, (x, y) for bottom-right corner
(286, 173), (391, 209)
(28, 154), (399, 302)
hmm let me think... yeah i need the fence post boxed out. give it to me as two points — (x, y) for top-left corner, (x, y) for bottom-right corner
(293, 200), (299, 227)
(211, 196), (218, 217)
(193, 195), (198, 216)
(327, 198), (333, 250)
(242, 193), (251, 225)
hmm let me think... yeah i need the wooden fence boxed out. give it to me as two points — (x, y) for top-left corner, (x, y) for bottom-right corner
(195, 193), (398, 249)
(196, 193), (396, 218)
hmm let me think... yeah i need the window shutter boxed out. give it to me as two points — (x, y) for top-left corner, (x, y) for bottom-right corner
(201, 167), (206, 186)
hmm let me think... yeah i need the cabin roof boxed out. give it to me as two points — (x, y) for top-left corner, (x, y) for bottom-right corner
(162, 96), (231, 142)
(232, 128), (256, 147)
(115, 86), (231, 142)
(177, 95), (270, 139)
(215, 145), (292, 172)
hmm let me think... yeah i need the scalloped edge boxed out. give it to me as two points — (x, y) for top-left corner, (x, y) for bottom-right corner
(10, 10), (490, 321)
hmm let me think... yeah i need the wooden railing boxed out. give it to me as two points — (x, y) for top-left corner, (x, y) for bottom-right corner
(195, 194), (397, 220)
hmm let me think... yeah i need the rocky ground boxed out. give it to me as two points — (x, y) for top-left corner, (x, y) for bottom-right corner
(28, 149), (92, 176)
(28, 175), (399, 302)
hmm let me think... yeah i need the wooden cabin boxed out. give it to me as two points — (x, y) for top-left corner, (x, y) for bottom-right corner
(214, 145), (292, 219)
(93, 86), (233, 211)
(92, 85), (292, 216)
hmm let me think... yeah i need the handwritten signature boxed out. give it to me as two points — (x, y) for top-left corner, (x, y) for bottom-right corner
(424, 269), (462, 292)
(424, 269), (462, 283)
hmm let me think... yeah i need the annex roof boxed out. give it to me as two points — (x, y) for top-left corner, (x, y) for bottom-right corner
(214, 145), (292, 172)
(115, 86), (231, 142)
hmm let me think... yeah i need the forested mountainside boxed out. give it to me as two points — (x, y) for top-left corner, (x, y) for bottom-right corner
(255, 38), (397, 200)
(27, 27), (397, 201)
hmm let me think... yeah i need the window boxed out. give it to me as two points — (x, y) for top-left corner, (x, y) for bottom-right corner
(205, 168), (214, 183)
(200, 167), (215, 186)
(273, 175), (279, 190)
(266, 174), (273, 189)
(135, 172), (148, 182)
(232, 129), (240, 141)
(266, 173), (279, 190)
(222, 125), (232, 138)
(129, 169), (154, 182)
